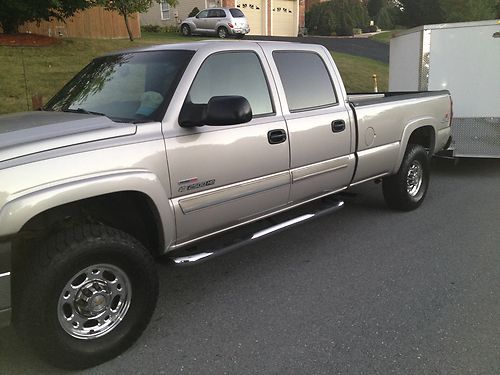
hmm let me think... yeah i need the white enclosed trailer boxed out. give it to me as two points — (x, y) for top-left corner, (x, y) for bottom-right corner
(389, 20), (500, 158)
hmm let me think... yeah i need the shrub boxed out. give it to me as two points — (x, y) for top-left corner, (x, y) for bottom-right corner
(306, 0), (369, 36)
(362, 25), (379, 33)
(141, 24), (161, 33)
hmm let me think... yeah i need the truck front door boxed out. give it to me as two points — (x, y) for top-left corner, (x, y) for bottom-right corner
(165, 48), (290, 244)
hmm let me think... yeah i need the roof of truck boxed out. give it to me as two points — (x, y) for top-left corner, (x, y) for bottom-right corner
(103, 40), (317, 57)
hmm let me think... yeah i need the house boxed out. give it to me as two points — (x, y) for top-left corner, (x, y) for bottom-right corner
(18, 7), (141, 39)
(141, 0), (305, 37)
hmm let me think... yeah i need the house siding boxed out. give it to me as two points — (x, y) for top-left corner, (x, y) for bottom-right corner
(141, 0), (208, 27)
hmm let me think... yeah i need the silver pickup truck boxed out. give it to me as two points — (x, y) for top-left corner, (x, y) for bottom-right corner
(0, 41), (452, 368)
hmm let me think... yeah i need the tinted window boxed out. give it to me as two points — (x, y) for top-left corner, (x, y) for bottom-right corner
(188, 52), (273, 116)
(197, 10), (208, 18)
(45, 50), (194, 123)
(273, 51), (337, 112)
(230, 8), (245, 17)
(218, 9), (227, 17)
(207, 9), (218, 17)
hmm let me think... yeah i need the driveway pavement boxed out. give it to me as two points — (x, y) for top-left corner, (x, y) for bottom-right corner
(246, 35), (390, 63)
(1, 158), (499, 374)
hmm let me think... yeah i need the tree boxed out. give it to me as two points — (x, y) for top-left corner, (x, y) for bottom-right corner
(98, 0), (177, 41)
(0, 0), (90, 34)
(399, 0), (445, 27)
(367, 0), (385, 18)
(439, 0), (497, 22)
(305, 0), (369, 36)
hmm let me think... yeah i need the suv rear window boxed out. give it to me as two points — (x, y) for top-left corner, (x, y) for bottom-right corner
(230, 8), (245, 17)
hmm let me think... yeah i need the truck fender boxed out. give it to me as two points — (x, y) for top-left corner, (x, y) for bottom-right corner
(392, 118), (437, 174)
(0, 169), (175, 250)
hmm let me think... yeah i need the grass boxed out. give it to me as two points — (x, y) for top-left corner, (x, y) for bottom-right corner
(370, 30), (403, 44)
(332, 52), (388, 92)
(0, 32), (387, 114)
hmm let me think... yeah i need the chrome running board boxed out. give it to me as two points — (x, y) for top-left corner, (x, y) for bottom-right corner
(170, 198), (344, 266)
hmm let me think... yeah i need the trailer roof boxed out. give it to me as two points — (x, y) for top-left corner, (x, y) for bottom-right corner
(394, 19), (500, 38)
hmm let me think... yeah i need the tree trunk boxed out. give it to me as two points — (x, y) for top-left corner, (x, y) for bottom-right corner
(123, 13), (133, 41)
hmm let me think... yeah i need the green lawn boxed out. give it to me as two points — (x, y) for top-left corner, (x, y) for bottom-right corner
(370, 30), (403, 44)
(0, 32), (387, 114)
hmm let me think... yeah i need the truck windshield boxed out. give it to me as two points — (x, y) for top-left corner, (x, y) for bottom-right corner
(45, 50), (194, 123)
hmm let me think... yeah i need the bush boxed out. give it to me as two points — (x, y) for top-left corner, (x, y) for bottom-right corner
(362, 25), (378, 33)
(306, 0), (369, 36)
(188, 7), (199, 17)
(164, 25), (179, 33)
(141, 24), (161, 33)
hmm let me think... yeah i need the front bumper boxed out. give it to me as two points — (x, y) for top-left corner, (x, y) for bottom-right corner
(0, 239), (11, 328)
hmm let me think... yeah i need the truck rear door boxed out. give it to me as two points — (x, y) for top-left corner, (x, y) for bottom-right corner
(261, 45), (356, 204)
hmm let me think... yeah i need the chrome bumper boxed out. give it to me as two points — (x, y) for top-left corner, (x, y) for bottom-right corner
(0, 240), (11, 328)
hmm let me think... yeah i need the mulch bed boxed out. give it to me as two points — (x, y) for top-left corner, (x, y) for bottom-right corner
(0, 33), (61, 47)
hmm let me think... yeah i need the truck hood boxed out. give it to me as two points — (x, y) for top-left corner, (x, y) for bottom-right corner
(0, 111), (136, 163)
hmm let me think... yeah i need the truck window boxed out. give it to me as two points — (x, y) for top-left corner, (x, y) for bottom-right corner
(273, 51), (337, 112)
(187, 51), (274, 116)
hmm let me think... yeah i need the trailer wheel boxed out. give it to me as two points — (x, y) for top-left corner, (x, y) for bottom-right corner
(13, 224), (158, 369)
(382, 144), (430, 211)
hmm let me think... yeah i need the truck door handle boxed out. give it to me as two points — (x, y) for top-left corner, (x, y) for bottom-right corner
(331, 120), (346, 133)
(268, 129), (287, 144)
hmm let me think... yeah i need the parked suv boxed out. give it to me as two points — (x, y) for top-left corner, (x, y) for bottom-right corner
(180, 7), (250, 38)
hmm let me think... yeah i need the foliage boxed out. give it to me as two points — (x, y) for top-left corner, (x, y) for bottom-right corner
(141, 24), (162, 33)
(398, 0), (445, 27)
(188, 7), (200, 17)
(439, 0), (498, 23)
(306, 0), (369, 36)
(0, 0), (90, 34)
(367, 0), (385, 18)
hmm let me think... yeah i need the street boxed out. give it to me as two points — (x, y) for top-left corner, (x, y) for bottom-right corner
(0, 158), (499, 374)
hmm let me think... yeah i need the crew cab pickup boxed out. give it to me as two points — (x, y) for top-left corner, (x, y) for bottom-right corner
(0, 41), (452, 369)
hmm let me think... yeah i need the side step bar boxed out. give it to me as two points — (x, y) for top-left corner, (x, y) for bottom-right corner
(170, 198), (344, 266)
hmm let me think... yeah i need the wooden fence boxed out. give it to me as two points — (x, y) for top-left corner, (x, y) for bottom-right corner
(18, 7), (141, 39)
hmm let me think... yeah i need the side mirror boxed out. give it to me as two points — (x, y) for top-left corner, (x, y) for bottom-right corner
(206, 96), (252, 126)
(179, 96), (252, 128)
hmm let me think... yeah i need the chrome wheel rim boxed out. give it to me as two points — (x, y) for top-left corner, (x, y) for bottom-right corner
(406, 160), (423, 197)
(218, 29), (227, 38)
(57, 264), (131, 340)
(182, 26), (189, 35)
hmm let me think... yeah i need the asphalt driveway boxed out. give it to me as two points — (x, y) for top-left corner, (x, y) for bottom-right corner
(246, 35), (390, 63)
(1, 158), (499, 374)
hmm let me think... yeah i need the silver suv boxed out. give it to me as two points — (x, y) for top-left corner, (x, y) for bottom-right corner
(180, 7), (250, 39)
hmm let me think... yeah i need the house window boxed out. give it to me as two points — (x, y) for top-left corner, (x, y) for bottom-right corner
(160, 1), (170, 20)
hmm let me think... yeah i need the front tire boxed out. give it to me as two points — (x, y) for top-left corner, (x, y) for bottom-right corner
(13, 225), (158, 369)
(181, 24), (191, 36)
(382, 144), (430, 211)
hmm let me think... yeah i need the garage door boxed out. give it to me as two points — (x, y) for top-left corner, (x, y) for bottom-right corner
(237, 0), (264, 35)
(272, 0), (296, 36)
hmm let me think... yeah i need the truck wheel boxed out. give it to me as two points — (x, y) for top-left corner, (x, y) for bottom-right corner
(13, 225), (158, 369)
(382, 144), (429, 211)
(181, 24), (191, 36)
(218, 27), (229, 39)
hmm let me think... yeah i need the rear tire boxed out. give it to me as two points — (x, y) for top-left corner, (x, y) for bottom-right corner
(13, 224), (158, 369)
(218, 27), (229, 39)
(382, 144), (430, 211)
(181, 24), (191, 36)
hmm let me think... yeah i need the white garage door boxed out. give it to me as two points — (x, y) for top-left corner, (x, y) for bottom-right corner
(237, 0), (264, 35)
(272, 0), (296, 36)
